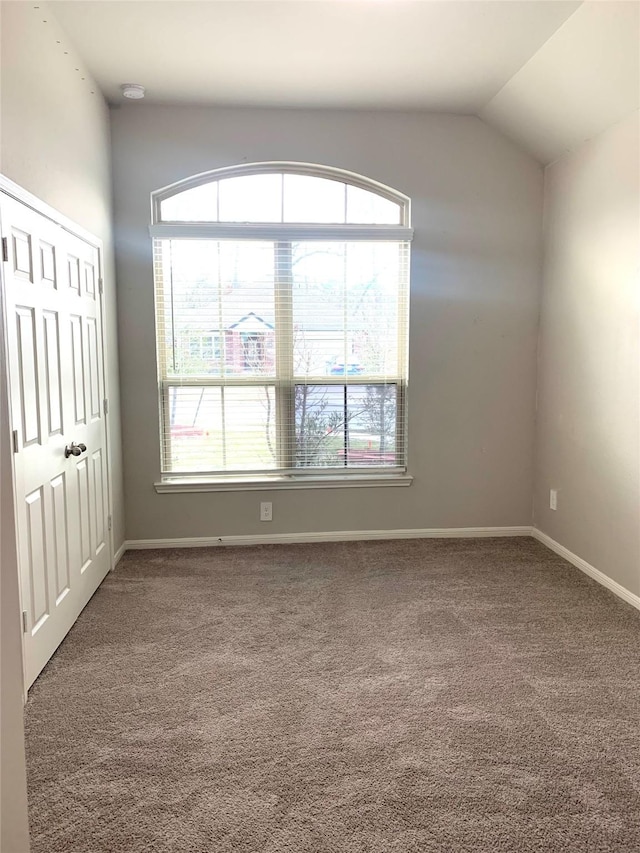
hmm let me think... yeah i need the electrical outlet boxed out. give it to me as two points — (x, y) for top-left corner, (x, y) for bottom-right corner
(550, 489), (558, 511)
(260, 501), (273, 522)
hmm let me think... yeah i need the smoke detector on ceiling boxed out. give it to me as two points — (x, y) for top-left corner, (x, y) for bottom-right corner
(121, 83), (145, 100)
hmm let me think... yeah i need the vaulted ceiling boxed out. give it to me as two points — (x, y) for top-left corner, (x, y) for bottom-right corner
(46, 1), (640, 164)
(480, 1), (640, 163)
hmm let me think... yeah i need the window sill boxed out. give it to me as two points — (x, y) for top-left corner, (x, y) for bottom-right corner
(154, 473), (413, 493)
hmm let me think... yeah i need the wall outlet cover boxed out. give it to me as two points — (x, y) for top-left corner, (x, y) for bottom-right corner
(260, 502), (273, 522)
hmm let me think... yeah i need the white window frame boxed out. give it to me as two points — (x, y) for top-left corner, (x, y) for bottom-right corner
(150, 162), (413, 492)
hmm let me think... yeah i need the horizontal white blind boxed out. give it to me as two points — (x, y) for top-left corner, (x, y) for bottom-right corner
(154, 238), (409, 476)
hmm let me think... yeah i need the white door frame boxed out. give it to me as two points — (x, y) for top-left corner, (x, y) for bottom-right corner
(0, 174), (115, 698)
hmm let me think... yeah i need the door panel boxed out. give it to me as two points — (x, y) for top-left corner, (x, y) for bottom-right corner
(25, 486), (48, 628)
(39, 240), (57, 287)
(43, 309), (63, 436)
(15, 306), (41, 446)
(12, 228), (33, 281)
(76, 456), (92, 572)
(3, 192), (111, 688)
(84, 260), (96, 297)
(87, 317), (101, 420)
(92, 449), (106, 554)
(70, 314), (86, 425)
(50, 472), (70, 601)
(67, 254), (80, 293)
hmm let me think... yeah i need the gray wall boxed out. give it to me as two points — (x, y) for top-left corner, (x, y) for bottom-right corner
(534, 111), (640, 597)
(111, 105), (543, 540)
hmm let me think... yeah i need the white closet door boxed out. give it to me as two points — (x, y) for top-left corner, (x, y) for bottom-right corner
(2, 193), (111, 688)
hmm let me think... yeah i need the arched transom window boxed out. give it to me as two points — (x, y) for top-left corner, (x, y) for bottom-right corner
(150, 163), (412, 485)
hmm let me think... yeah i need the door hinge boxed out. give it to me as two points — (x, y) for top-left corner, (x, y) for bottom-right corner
(103, 397), (109, 415)
(107, 515), (112, 531)
(22, 611), (28, 633)
(98, 277), (104, 295)
(12, 429), (19, 453)
(2, 237), (8, 263)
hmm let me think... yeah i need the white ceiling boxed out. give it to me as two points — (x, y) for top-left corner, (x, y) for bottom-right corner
(52, 1), (580, 112)
(481, 1), (640, 164)
(48, 0), (639, 164)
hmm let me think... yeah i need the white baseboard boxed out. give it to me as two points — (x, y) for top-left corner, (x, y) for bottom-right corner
(113, 542), (127, 567)
(124, 526), (532, 551)
(532, 528), (640, 612)
(115, 527), (640, 613)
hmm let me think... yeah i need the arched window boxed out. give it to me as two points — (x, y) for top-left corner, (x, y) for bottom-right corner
(150, 163), (412, 484)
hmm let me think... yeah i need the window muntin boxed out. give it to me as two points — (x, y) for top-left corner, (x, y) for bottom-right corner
(152, 164), (410, 480)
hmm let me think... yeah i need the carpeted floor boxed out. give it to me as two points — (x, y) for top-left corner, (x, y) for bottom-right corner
(25, 537), (640, 852)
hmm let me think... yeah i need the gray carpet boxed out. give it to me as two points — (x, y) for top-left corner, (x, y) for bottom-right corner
(25, 537), (640, 852)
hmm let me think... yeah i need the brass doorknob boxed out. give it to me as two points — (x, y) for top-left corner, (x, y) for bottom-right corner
(64, 442), (87, 458)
